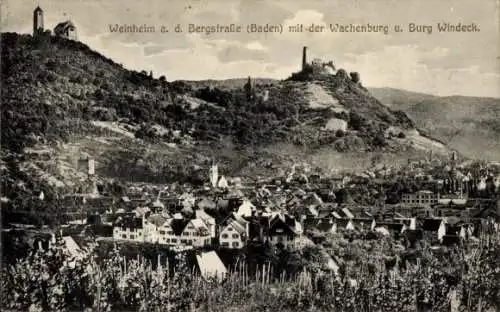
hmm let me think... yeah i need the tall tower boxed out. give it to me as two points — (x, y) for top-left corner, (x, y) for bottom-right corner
(450, 150), (458, 170)
(302, 46), (307, 71)
(33, 6), (44, 36)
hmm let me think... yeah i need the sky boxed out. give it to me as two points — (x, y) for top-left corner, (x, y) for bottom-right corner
(2, 0), (499, 97)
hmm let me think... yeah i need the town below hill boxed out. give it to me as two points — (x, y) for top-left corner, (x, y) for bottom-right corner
(2, 153), (499, 311)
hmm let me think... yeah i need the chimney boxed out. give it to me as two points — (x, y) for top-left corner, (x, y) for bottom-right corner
(302, 46), (307, 71)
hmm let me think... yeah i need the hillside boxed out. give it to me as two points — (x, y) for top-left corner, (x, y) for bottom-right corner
(1, 32), (449, 196)
(371, 87), (500, 160)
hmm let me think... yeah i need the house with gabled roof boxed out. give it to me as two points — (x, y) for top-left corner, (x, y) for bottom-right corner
(317, 203), (337, 218)
(316, 218), (337, 234)
(195, 209), (216, 238)
(422, 218), (446, 242)
(220, 216), (248, 249)
(267, 213), (303, 248)
(150, 199), (165, 211)
(445, 224), (466, 239)
(217, 176), (229, 189)
(336, 219), (355, 231)
(373, 222), (406, 238)
(144, 213), (170, 243)
(302, 216), (320, 233)
(236, 199), (255, 218)
(303, 192), (324, 207)
(113, 216), (144, 242)
(306, 205), (319, 218)
(181, 218), (211, 247)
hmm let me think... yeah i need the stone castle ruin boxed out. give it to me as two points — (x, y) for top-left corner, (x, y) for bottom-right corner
(301, 46), (336, 75)
(33, 6), (78, 40)
(290, 46), (361, 85)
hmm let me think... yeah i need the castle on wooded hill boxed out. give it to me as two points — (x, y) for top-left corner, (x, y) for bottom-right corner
(33, 6), (78, 40)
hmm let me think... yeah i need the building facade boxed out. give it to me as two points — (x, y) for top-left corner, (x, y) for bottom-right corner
(401, 190), (439, 205)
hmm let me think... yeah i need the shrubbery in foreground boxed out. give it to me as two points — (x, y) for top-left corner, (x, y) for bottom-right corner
(1, 233), (499, 312)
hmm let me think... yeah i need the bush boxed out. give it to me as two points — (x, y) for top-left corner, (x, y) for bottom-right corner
(348, 111), (366, 130)
(373, 132), (387, 147)
(335, 68), (348, 80)
(170, 81), (192, 94)
(195, 87), (234, 107)
(350, 72), (360, 83)
(335, 129), (345, 137)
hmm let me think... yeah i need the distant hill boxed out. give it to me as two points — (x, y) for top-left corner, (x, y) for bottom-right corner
(370, 87), (500, 161)
(1, 32), (449, 197)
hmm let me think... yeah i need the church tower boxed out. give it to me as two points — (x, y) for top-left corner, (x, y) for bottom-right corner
(33, 6), (44, 36)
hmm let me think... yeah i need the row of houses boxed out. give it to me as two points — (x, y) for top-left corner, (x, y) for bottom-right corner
(301, 212), (489, 246)
(112, 205), (313, 250)
(113, 209), (216, 248)
(113, 201), (494, 251)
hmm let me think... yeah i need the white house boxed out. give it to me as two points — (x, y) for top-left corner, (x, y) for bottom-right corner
(236, 199), (255, 218)
(143, 214), (170, 244)
(117, 213), (212, 247)
(195, 209), (216, 238)
(220, 218), (248, 249)
(113, 217), (144, 242)
(218, 176), (229, 189)
(373, 222), (407, 236)
(182, 219), (211, 247)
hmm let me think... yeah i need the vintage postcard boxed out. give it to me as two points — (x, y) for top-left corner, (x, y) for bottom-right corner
(1, 0), (499, 311)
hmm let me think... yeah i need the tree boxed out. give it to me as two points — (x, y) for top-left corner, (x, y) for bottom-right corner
(336, 69), (348, 80)
(350, 72), (360, 83)
(244, 76), (253, 101)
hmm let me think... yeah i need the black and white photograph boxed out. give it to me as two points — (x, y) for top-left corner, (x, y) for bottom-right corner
(1, 0), (499, 311)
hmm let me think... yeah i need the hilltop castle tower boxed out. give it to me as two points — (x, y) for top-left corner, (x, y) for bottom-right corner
(302, 46), (307, 71)
(33, 6), (44, 36)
